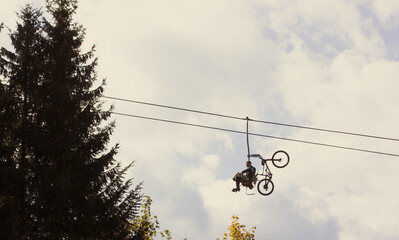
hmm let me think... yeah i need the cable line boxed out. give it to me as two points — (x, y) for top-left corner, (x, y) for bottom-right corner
(103, 96), (399, 142)
(111, 111), (399, 158)
(104, 96), (245, 120)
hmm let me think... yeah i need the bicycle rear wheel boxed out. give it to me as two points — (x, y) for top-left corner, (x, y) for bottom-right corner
(257, 179), (274, 196)
(272, 150), (289, 168)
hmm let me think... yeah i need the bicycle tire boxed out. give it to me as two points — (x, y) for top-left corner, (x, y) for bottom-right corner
(272, 150), (289, 168)
(257, 179), (274, 196)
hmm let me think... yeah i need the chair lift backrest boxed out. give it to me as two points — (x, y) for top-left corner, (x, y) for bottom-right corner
(252, 167), (257, 185)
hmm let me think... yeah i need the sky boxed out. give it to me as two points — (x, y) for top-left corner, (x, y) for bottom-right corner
(1, 0), (399, 239)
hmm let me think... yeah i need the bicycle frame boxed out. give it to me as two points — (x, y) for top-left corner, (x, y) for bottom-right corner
(251, 155), (273, 182)
(249, 154), (277, 196)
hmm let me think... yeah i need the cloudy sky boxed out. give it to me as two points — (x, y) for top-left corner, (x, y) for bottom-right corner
(2, 0), (399, 239)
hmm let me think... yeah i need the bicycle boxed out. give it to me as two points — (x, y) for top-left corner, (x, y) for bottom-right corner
(249, 150), (289, 196)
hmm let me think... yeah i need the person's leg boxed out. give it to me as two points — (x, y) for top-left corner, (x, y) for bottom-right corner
(232, 176), (242, 191)
(235, 177), (241, 189)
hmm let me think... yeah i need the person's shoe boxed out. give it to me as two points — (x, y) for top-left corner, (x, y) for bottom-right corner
(232, 188), (240, 192)
(249, 184), (253, 189)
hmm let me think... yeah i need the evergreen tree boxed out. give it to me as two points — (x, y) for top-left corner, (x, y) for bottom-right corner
(0, 6), (45, 238)
(0, 1), (142, 239)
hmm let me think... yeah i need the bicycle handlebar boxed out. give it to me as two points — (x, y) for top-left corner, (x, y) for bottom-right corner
(248, 154), (273, 162)
(248, 154), (262, 158)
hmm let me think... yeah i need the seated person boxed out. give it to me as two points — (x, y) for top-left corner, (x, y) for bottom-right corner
(232, 160), (256, 192)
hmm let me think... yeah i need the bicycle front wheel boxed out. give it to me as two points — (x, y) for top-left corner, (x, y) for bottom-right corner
(257, 179), (274, 196)
(272, 150), (289, 168)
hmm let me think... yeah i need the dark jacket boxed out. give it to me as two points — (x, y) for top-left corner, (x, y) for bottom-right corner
(242, 166), (256, 179)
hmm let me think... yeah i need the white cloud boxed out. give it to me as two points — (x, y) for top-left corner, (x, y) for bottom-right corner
(370, 0), (399, 29)
(182, 154), (220, 187)
(83, 0), (399, 239)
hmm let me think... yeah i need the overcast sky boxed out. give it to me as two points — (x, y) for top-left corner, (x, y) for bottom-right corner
(2, 0), (399, 239)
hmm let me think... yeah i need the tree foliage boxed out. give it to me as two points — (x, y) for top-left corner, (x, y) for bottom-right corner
(0, 1), (142, 239)
(223, 215), (256, 240)
(131, 196), (172, 240)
